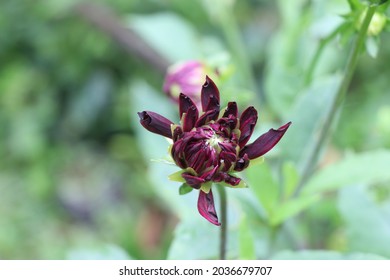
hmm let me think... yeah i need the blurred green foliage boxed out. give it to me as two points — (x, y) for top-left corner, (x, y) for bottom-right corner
(1, 0), (390, 260)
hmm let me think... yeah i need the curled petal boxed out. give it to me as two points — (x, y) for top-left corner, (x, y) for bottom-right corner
(182, 105), (198, 132)
(214, 172), (241, 186)
(171, 139), (188, 168)
(218, 142), (237, 154)
(219, 151), (237, 171)
(138, 111), (173, 139)
(200, 165), (218, 181)
(223, 102), (238, 118)
(197, 190), (220, 226)
(187, 145), (207, 173)
(239, 106), (258, 148)
(201, 76), (220, 113)
(224, 174), (241, 186)
(179, 93), (198, 119)
(172, 126), (183, 142)
(195, 109), (218, 127)
(205, 95), (220, 121)
(218, 116), (238, 131)
(234, 154), (250, 171)
(240, 121), (292, 159)
(182, 173), (204, 189)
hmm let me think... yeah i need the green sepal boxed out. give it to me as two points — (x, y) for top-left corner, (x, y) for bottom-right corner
(179, 183), (193, 195)
(179, 113), (187, 127)
(200, 182), (212, 193)
(151, 157), (175, 165)
(168, 169), (186, 182)
(232, 128), (241, 139)
(249, 156), (265, 167)
(168, 167), (197, 183)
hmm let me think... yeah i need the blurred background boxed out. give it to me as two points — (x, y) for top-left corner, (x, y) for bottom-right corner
(1, 0), (390, 260)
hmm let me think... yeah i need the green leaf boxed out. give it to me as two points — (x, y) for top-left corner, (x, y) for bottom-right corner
(338, 185), (390, 258)
(269, 195), (320, 226)
(128, 12), (202, 62)
(279, 75), (341, 167)
(304, 150), (390, 195)
(365, 36), (379, 58)
(347, 0), (364, 11)
(238, 215), (256, 260)
(282, 161), (299, 199)
(245, 161), (279, 217)
(272, 250), (386, 260)
(179, 183), (193, 195)
(66, 244), (132, 260)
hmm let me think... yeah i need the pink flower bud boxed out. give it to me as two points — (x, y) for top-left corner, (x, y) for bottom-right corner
(163, 60), (209, 107)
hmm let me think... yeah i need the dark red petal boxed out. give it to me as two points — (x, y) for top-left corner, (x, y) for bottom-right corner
(223, 102), (238, 118)
(187, 146), (207, 173)
(234, 154), (250, 171)
(197, 190), (220, 226)
(182, 105), (198, 132)
(214, 172), (241, 186)
(179, 93), (199, 119)
(205, 95), (220, 120)
(195, 109), (218, 127)
(218, 142), (237, 154)
(138, 111), (173, 139)
(224, 174), (241, 186)
(182, 173), (204, 189)
(218, 116), (238, 131)
(239, 106), (258, 148)
(219, 151), (237, 171)
(201, 76), (220, 113)
(171, 139), (188, 169)
(172, 126), (183, 142)
(200, 165), (218, 181)
(240, 121), (292, 159)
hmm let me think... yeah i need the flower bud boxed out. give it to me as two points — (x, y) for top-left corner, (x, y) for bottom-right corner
(357, 9), (387, 36)
(163, 60), (214, 107)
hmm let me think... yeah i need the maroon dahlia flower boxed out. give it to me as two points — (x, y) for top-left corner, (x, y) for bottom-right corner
(138, 76), (291, 225)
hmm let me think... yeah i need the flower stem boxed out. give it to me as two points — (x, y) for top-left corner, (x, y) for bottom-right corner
(219, 6), (257, 93)
(266, 225), (280, 258)
(304, 26), (341, 86)
(295, 4), (377, 194)
(217, 185), (227, 260)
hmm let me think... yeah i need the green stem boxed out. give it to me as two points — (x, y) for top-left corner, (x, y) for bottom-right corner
(219, 6), (257, 93)
(295, 5), (377, 195)
(304, 26), (342, 86)
(267, 225), (280, 258)
(217, 185), (227, 260)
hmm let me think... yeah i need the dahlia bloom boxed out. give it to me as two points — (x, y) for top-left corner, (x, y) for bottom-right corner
(138, 76), (291, 225)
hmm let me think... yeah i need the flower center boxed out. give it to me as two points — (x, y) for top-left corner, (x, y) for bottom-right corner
(204, 128), (227, 155)
(207, 133), (223, 149)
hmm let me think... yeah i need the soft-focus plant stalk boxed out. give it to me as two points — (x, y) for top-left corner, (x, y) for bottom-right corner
(266, 224), (281, 258)
(218, 4), (258, 93)
(216, 185), (227, 260)
(304, 26), (342, 86)
(296, 4), (378, 195)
